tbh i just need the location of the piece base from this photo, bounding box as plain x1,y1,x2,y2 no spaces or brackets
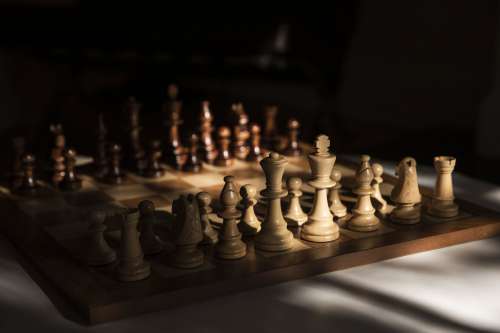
117,262,151,282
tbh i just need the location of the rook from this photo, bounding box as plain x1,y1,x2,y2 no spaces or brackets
428,156,459,218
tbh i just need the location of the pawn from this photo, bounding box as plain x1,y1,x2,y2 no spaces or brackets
283,118,302,156
284,177,307,226
144,140,164,178
348,155,380,232
138,200,164,255
18,153,37,195
215,176,247,259
106,143,125,185
171,194,204,268
238,184,261,236
183,133,202,172
61,148,82,191
86,210,116,266
232,112,250,160
214,126,234,167
371,163,389,214
246,123,263,162
117,209,151,282
196,192,219,245
328,168,347,218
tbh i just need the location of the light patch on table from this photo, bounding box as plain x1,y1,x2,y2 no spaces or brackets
104,184,156,201
181,172,226,188
125,171,177,183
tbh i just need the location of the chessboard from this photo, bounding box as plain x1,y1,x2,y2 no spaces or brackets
1,153,500,325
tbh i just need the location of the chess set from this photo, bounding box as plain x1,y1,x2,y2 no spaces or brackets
2,85,500,325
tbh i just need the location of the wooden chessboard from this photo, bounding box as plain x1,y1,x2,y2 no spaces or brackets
2,154,500,325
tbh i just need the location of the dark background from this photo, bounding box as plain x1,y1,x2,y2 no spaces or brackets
1,1,499,182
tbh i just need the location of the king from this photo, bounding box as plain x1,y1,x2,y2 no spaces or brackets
301,135,339,242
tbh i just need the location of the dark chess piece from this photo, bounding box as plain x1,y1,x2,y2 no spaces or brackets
105,143,125,185
232,112,250,160
284,118,302,157
171,194,204,268
138,200,164,255
215,176,247,259
164,95,186,170
10,136,25,189
124,97,145,172
196,192,218,245
183,133,202,172
51,150,65,187
144,140,164,178
117,209,151,281
162,84,180,127
86,210,116,266
246,123,263,162
199,101,217,164
95,113,108,178
214,126,234,167
61,148,82,191
263,105,279,149
18,153,38,195
50,123,66,153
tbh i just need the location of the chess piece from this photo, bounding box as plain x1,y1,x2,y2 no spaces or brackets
61,148,82,191
214,126,234,167
171,194,204,268
301,135,339,242
163,85,185,170
10,137,25,189
328,168,347,218
199,101,217,164
51,149,65,187
138,200,164,255
196,192,218,245
18,153,38,195
105,143,125,185
283,118,302,157
183,133,202,172
238,184,261,236
390,157,422,224
124,97,145,172
284,177,308,226
255,152,294,251
117,209,151,281
86,210,116,266
348,155,380,232
428,156,459,218
215,176,247,259
263,105,279,149
144,140,164,178
232,111,250,160
95,113,108,178
371,163,389,214
50,123,66,154
246,123,263,162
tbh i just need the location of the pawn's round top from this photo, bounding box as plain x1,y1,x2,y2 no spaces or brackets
361,154,371,162
250,123,261,134
65,148,76,159
238,113,249,125
218,126,231,138
287,177,302,191
240,184,257,199
196,191,211,207
330,168,343,182
189,133,199,144
287,118,300,129
138,200,155,215
270,152,280,160
22,153,35,164
224,175,235,183
372,163,384,177
109,143,122,153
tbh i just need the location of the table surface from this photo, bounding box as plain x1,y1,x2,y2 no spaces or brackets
1,160,500,333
